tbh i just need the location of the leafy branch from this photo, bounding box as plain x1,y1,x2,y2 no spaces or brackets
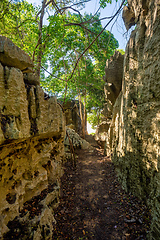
67,0,125,82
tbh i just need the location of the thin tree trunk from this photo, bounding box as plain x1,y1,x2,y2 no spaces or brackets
63,82,68,107
36,0,47,78
75,51,86,138
83,90,86,138
62,57,68,107
83,58,87,136
78,90,85,138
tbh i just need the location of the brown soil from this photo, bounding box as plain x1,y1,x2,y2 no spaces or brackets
53,135,151,240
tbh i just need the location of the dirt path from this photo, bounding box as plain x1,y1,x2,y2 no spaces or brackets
53,136,151,240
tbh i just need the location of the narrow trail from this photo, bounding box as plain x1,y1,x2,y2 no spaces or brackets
53,135,151,240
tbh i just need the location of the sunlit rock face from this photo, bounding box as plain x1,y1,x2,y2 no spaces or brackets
0,35,34,72
0,37,65,239
109,1,160,238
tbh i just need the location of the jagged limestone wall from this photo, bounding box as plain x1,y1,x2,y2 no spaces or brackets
108,1,160,239
0,36,65,239
62,100,87,136
95,51,124,147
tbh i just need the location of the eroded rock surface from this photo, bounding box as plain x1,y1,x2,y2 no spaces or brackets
62,100,87,136
0,36,34,72
95,51,124,147
122,6,135,30
64,127,92,160
105,1,160,239
103,51,124,118
0,37,65,239
94,121,110,148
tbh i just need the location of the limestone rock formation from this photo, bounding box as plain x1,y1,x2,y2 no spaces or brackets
122,6,135,30
94,121,110,148
61,100,87,136
95,51,124,147
65,127,92,150
23,72,40,86
64,128,93,161
0,35,34,72
0,37,65,239
105,1,160,239
103,51,124,118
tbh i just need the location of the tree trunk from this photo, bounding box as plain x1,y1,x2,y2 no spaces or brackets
78,91,85,139
36,0,47,78
74,51,86,138
62,57,68,107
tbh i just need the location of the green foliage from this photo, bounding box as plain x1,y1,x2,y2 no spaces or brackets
87,110,102,129
117,49,125,55
99,0,127,8
41,12,118,127
42,13,118,85
0,0,39,58
0,0,120,128
99,0,118,9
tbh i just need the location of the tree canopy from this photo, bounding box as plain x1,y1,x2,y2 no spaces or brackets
0,0,125,131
